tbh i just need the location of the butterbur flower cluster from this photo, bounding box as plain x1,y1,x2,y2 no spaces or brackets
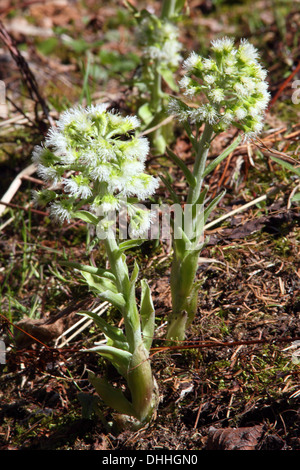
137,15,182,71
169,37,270,139
32,104,159,235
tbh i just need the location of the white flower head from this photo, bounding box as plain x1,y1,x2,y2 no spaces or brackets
122,136,150,162
56,106,86,131
240,76,256,93
168,97,189,122
211,36,234,54
189,104,219,124
98,194,120,213
120,160,145,179
209,88,225,104
32,145,44,164
32,189,56,208
203,74,216,85
128,207,154,239
183,51,200,71
172,37,270,138
37,164,61,184
86,103,108,116
235,107,248,120
50,201,72,223
63,176,92,199
238,39,260,63
32,104,158,224
137,14,182,71
222,109,234,124
123,174,160,200
233,82,248,96
255,94,271,111
124,114,141,130
89,162,111,182
179,76,191,89
202,58,216,71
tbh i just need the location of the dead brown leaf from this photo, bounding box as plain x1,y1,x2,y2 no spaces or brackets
206,425,264,450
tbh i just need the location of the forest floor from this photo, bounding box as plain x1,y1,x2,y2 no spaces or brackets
0,0,299,451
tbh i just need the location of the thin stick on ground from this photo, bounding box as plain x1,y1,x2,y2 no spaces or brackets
0,19,54,127
0,163,37,217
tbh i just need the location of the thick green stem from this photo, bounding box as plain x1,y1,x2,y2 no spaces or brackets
127,340,158,423
104,231,129,293
152,68,162,113
103,229,157,423
167,123,214,341
147,68,169,155
103,229,140,350
167,248,199,341
187,123,214,205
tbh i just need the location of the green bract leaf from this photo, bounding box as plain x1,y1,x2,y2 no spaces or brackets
138,102,154,125
80,271,118,294
85,346,132,378
73,210,99,225
195,186,209,205
140,279,155,351
78,311,129,351
175,0,186,13
180,250,201,291
203,135,242,178
127,261,140,315
159,174,180,204
59,260,116,281
87,371,136,417
159,68,179,92
204,190,226,223
130,260,140,285
96,290,126,311
185,281,201,327
119,239,146,252
80,272,126,311
166,147,197,188
173,226,191,258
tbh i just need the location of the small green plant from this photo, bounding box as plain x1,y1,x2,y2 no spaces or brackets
128,0,184,154
32,104,159,426
165,37,271,341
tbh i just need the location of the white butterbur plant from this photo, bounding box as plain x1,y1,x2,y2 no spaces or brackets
32,104,159,426
128,0,184,155
166,38,270,341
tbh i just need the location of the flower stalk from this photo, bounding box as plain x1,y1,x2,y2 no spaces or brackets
94,227,157,424
166,37,270,341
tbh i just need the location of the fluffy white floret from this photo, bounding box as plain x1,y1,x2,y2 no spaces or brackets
63,178,92,199
238,39,259,63
211,37,234,53
50,201,72,223
183,51,199,71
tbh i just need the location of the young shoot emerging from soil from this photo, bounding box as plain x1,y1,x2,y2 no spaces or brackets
166,37,270,341
32,104,159,427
